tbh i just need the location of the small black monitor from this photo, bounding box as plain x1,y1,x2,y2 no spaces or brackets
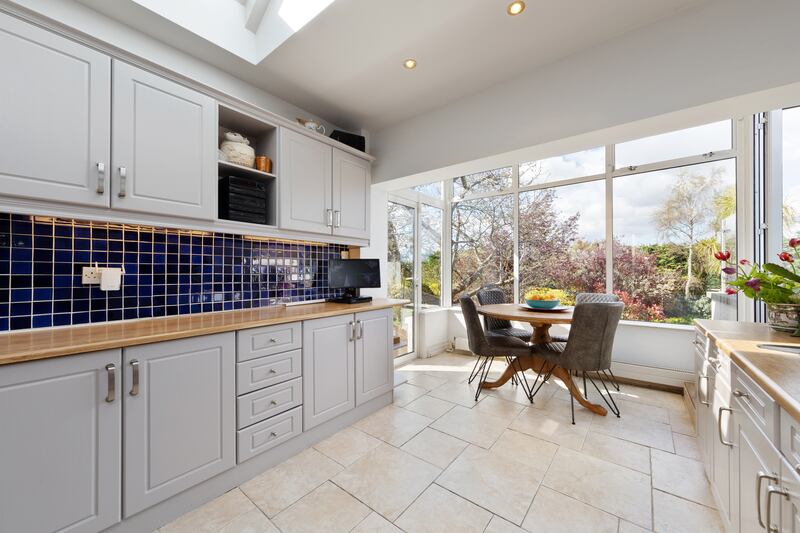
327,259,380,303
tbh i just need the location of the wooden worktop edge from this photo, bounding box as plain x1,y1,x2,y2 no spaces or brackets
0,299,409,366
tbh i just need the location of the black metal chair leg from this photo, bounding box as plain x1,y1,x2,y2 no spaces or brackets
570,393,575,425
605,368,621,391
587,374,621,417
510,357,532,401
505,356,519,386
468,355,485,384
474,356,494,402
583,372,588,400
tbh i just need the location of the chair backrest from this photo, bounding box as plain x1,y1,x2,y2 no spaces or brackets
476,287,513,331
562,301,624,372
575,292,620,305
459,295,490,356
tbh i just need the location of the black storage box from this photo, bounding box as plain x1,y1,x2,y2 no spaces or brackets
218,175,270,225
329,130,366,152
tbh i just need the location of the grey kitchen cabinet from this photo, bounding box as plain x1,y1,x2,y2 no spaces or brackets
780,457,800,533
332,148,371,239
123,333,236,516
303,313,356,430
711,372,735,528
279,128,334,234
0,350,122,533
111,60,217,220
0,12,111,207
695,333,714,478
355,308,393,405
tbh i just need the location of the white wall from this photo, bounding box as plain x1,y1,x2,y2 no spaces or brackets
371,0,800,183
359,187,389,299
3,0,342,134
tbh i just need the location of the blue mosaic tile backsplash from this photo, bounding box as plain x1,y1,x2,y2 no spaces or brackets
0,213,347,331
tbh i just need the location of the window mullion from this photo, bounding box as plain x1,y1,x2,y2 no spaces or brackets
512,164,520,304
605,144,614,295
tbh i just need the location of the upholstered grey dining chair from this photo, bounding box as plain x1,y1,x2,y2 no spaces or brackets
474,286,529,386
574,292,621,391
460,295,534,402
529,301,624,424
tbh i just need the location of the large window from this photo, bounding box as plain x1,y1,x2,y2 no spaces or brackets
518,180,606,303
783,107,800,243
447,119,739,324
420,204,442,306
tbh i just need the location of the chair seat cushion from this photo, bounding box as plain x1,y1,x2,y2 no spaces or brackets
531,342,567,357
484,334,536,357
486,327,532,341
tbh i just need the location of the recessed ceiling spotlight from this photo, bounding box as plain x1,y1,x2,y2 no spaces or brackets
403,58,417,70
507,1,525,15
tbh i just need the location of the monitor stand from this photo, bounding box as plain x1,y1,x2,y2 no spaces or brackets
327,288,373,304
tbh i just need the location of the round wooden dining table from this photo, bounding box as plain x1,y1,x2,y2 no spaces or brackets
476,303,608,416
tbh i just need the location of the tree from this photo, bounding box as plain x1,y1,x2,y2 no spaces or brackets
653,168,723,298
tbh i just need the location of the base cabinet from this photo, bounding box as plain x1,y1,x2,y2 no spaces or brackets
355,308,393,405
712,375,735,529
123,333,236,517
0,350,122,533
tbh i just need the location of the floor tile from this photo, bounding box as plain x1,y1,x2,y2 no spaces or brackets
619,520,652,533
218,508,280,533
160,489,255,533
240,448,343,517
473,395,525,422
431,405,509,448
590,412,675,452
672,432,702,461
313,427,382,467
483,381,546,406
653,489,724,533
402,395,456,420
400,371,448,391
393,383,428,407
614,385,687,412
668,407,695,436
543,447,652,529
484,515,529,533
651,449,715,507
401,427,469,468
351,511,404,533
522,486,619,533
353,405,433,446
490,429,558,472
437,445,545,524
272,481,370,533
581,430,651,474
509,405,590,450
427,381,484,407
395,484,492,533
614,398,670,424
332,443,440,521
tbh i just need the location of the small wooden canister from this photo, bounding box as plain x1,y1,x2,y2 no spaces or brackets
255,156,272,173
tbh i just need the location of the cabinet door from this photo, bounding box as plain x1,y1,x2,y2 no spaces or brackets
355,308,392,405
696,356,714,478
112,60,216,219
0,350,121,533
303,314,355,430
123,333,235,516
332,148,370,239
735,407,781,533
0,13,110,207
711,381,734,527
782,458,800,533
279,128,333,234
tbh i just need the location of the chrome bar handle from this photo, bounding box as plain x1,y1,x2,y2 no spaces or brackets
130,359,140,396
766,485,789,532
757,472,779,528
97,162,106,194
334,210,342,228
348,321,354,341
698,374,709,406
326,209,334,227
356,320,363,339
718,406,734,447
105,363,116,403
118,166,127,197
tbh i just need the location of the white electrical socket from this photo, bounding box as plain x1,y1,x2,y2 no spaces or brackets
82,266,102,284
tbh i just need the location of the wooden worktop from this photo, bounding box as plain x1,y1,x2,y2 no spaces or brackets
696,319,800,421
0,299,408,366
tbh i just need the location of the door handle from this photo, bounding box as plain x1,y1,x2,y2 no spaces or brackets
118,166,127,197
105,363,116,403
757,472,779,528
130,359,140,396
326,209,334,227
356,320,363,339
334,210,341,228
97,162,105,194
766,485,789,532
698,374,709,406
718,406,733,447
734,389,750,400
348,321,355,342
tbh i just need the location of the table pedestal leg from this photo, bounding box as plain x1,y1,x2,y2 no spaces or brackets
481,354,608,417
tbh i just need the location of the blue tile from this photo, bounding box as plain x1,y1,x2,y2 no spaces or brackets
53,313,71,326
32,314,52,328
72,312,89,324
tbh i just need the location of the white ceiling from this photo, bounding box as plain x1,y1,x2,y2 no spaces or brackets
77,0,706,131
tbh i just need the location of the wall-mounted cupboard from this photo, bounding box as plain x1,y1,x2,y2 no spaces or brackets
0,11,373,245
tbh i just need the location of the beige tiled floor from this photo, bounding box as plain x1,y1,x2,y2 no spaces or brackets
159,353,724,533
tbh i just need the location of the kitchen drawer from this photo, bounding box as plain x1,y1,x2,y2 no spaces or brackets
237,406,302,463
237,322,302,362
708,342,730,383
236,349,301,395
693,330,708,359
781,407,800,466
732,362,779,444
237,377,302,429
